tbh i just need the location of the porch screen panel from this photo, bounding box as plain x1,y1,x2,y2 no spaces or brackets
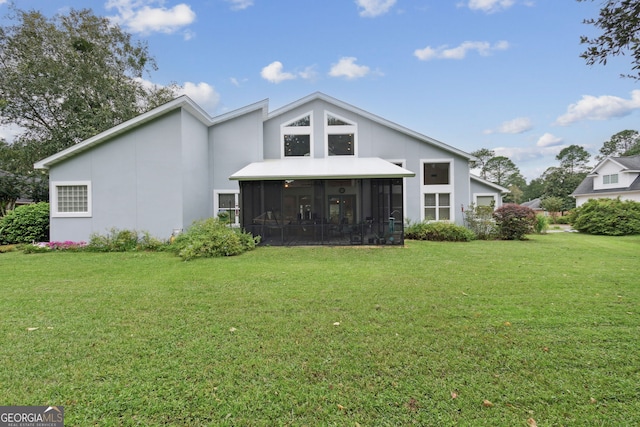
240,181,261,230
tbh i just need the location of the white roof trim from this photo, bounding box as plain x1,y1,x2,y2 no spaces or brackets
34,95,213,169
470,174,510,193
268,92,475,161
210,99,269,124
230,157,416,181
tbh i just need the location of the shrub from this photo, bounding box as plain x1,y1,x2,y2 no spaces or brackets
405,221,476,242
492,203,536,240
171,218,260,260
463,204,497,240
569,198,640,236
87,228,165,252
534,214,549,234
0,202,50,244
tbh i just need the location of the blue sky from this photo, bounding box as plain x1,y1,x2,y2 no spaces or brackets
2,0,640,180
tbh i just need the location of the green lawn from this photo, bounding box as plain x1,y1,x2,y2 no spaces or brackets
1,233,639,426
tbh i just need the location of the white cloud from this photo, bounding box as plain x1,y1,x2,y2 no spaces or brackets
299,65,320,82
329,57,371,79
230,77,249,87
555,90,640,126
493,142,567,163
465,0,515,13
536,132,563,147
492,144,567,180
259,62,318,83
106,0,196,36
414,40,509,61
484,117,532,134
225,0,253,11
0,0,8,5
178,81,220,112
134,77,220,112
261,61,296,84
356,0,397,17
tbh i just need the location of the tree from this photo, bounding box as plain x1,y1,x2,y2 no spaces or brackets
598,129,640,159
522,177,545,202
556,144,591,174
541,167,585,212
579,0,640,79
470,148,495,179
0,169,22,216
484,156,525,188
540,196,564,222
506,184,524,204
0,6,177,174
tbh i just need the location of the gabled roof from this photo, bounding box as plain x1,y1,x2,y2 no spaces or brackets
572,174,640,196
268,92,475,161
470,174,510,193
521,198,542,210
34,96,214,170
590,154,640,175
573,154,640,197
34,92,473,170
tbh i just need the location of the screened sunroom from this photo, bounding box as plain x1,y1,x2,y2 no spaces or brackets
230,157,415,246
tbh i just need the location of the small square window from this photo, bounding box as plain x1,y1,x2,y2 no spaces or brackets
52,181,91,217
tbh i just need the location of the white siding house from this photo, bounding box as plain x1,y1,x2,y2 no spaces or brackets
572,155,640,207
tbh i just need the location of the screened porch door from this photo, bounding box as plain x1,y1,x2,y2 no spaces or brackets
328,195,356,226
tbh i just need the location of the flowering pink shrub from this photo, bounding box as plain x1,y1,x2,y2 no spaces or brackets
48,241,87,250
30,241,87,251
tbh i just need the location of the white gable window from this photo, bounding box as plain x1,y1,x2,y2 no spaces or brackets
52,181,92,217
326,112,357,156
282,112,313,157
603,174,619,185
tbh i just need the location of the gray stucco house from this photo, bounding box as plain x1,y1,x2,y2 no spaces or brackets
34,92,506,245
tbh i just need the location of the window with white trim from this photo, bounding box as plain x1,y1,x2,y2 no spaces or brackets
424,193,450,221
475,194,496,208
603,174,618,185
52,181,92,217
282,112,312,157
421,159,454,221
423,162,450,185
214,190,240,227
325,112,357,156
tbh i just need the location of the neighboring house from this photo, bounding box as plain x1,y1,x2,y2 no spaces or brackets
572,155,640,207
34,92,506,245
521,198,545,214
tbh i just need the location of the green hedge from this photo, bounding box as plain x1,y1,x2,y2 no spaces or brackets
405,221,476,242
569,198,640,235
0,202,50,244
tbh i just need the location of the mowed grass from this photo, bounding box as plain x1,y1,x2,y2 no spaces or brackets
1,233,639,426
